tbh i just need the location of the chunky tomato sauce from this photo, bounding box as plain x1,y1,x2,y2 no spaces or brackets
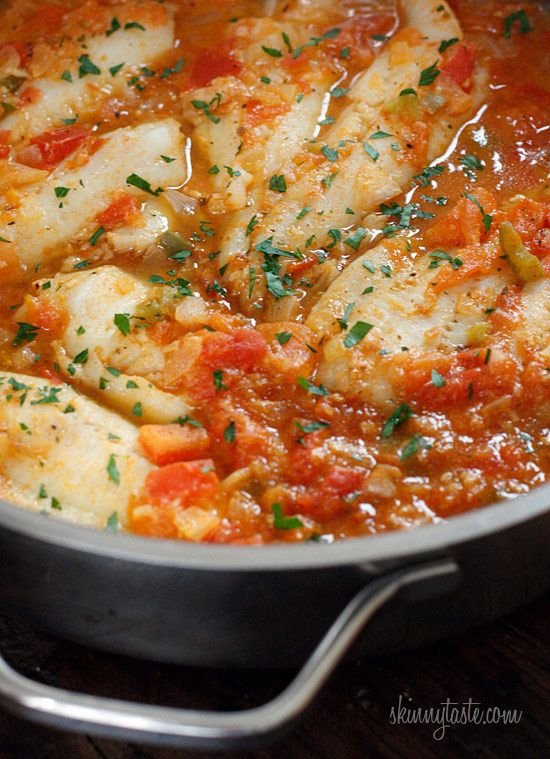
0,0,548,543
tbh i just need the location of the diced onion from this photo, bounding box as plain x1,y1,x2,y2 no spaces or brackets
163,188,198,215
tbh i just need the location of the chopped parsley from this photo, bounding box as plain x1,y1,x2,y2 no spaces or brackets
261,45,282,57
298,377,330,396
343,321,373,348
246,214,259,236
400,434,432,460
269,174,287,192
114,313,131,336
363,142,380,162
413,164,445,187
126,173,163,196
124,21,146,31
275,331,292,345
88,226,105,246
381,403,412,438
431,369,446,387
191,93,222,124
503,9,533,37
106,454,120,485
439,38,459,53
464,191,493,231
344,228,366,250
78,54,101,78
148,273,193,297
213,369,227,391
13,322,39,347
106,17,121,36
73,348,89,365
321,145,338,162
106,511,119,531
293,27,340,59
224,420,236,443
272,502,303,530
428,249,463,270
419,61,440,86
160,58,185,79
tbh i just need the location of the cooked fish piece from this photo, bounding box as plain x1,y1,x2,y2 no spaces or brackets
306,236,549,405
0,372,153,527
216,0,483,311
0,119,186,270
1,2,175,143
18,266,192,423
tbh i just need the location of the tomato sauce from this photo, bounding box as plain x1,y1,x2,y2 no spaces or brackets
0,0,548,543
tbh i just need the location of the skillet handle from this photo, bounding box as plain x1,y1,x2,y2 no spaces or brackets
0,558,458,750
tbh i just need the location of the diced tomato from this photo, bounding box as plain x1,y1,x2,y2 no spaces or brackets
18,86,42,107
323,466,364,497
37,365,64,383
0,131,10,160
245,99,289,127
24,5,68,37
0,41,30,68
0,243,24,284
442,44,476,91
425,188,497,249
400,350,520,410
294,465,364,521
18,126,89,170
25,302,67,335
488,285,522,335
201,327,268,372
325,15,395,65
189,48,243,88
209,404,274,469
149,319,185,346
97,194,139,230
145,460,219,506
256,322,316,380
138,423,210,466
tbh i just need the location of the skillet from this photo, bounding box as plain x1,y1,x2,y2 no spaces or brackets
0,483,548,749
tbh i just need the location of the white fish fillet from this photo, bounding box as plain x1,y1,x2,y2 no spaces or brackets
24,266,192,423
1,119,186,269
0,372,152,527
307,238,547,405
2,4,175,142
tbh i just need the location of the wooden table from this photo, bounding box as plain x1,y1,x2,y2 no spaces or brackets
0,594,548,758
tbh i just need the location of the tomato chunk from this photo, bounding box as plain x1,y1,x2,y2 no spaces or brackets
145,460,219,506
138,423,210,466
202,327,268,372
442,44,475,90
189,49,242,88
20,126,90,169
97,194,139,230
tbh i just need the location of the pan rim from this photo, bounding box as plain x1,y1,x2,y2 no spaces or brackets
1,482,549,571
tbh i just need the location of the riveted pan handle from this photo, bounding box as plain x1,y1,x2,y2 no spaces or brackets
0,558,458,750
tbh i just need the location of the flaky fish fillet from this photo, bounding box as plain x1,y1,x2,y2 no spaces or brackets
0,119,186,270
306,237,548,405
0,373,152,527
18,266,192,423
1,2,175,143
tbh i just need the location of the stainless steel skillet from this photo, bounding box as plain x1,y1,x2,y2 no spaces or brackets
0,484,548,750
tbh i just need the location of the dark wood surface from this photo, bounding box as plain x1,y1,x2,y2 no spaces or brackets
0,594,548,759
